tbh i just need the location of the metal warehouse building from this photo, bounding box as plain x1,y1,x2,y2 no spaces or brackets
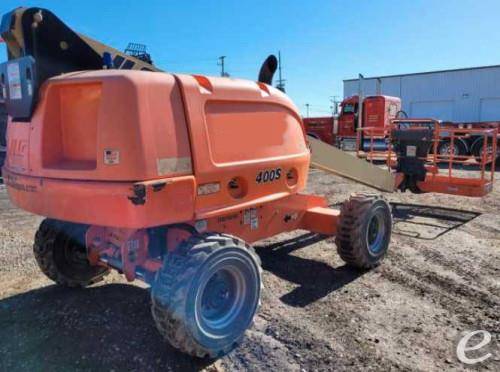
343,65,500,123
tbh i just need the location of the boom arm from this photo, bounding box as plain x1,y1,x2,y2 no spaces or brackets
308,136,396,192
0,7,161,119
1,7,160,72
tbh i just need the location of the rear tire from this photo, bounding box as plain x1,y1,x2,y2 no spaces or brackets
437,139,467,158
335,194,392,269
471,138,500,163
151,233,262,358
33,219,109,287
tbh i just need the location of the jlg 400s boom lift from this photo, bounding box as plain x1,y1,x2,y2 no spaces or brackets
0,8,494,357
1,8,393,357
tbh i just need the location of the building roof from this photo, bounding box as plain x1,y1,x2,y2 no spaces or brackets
343,64,500,82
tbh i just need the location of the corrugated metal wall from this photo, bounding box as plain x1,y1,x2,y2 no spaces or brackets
343,66,500,123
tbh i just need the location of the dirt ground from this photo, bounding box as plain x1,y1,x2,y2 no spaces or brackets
0,168,499,372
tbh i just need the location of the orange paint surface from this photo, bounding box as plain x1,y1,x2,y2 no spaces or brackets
3,70,311,229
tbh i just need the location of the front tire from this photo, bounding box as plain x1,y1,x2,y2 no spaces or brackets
33,219,109,287
151,233,262,358
335,194,392,269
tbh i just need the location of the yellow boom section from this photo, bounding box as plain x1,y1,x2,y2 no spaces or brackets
308,136,396,192
2,7,161,72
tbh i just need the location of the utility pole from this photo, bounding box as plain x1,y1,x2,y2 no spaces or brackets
305,103,310,118
330,95,340,116
276,51,286,92
218,56,226,77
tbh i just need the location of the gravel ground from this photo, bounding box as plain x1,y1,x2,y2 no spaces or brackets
0,167,499,372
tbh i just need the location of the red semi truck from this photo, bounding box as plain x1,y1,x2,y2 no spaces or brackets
304,95,401,151
304,94,500,158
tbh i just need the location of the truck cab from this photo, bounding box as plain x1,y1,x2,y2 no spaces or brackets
338,95,401,137
303,95,401,150
337,96,359,137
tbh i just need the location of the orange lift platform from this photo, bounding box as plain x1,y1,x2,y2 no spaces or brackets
352,119,497,197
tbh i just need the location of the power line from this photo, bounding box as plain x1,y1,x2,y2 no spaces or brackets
300,103,333,116
303,104,332,110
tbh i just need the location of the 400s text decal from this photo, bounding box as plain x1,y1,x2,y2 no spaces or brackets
256,168,282,184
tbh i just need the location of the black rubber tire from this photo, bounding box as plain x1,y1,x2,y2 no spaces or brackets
33,219,109,287
335,193,392,269
151,233,262,358
436,139,467,157
471,138,500,163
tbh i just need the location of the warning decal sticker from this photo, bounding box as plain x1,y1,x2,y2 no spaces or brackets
7,62,22,100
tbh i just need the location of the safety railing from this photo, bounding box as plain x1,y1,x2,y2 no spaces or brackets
356,119,497,195
392,119,497,182
355,126,392,164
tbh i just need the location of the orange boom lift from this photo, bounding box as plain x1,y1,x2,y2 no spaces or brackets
0,7,494,358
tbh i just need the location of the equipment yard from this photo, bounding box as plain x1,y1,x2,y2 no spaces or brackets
1,167,498,372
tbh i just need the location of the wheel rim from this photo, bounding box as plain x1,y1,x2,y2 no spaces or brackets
54,226,93,277
366,210,386,255
481,144,499,157
200,268,245,330
439,142,459,156
63,238,89,269
194,253,258,340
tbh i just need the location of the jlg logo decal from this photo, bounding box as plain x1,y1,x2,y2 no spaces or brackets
8,139,28,157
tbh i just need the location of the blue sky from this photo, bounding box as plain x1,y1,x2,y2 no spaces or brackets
2,0,500,116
